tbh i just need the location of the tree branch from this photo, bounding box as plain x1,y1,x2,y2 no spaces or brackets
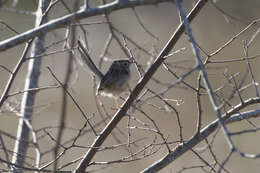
0,0,171,51
74,0,208,172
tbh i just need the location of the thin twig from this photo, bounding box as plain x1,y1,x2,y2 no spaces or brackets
47,67,97,136
74,0,208,172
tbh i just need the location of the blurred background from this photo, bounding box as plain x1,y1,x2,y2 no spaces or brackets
0,0,260,172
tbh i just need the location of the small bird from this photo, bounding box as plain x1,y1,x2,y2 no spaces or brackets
77,40,131,99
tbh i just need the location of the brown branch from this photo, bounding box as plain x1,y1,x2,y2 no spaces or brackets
0,0,172,51
74,0,209,172
141,97,260,173
0,40,33,109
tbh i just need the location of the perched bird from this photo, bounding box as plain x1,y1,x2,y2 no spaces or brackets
77,40,131,100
